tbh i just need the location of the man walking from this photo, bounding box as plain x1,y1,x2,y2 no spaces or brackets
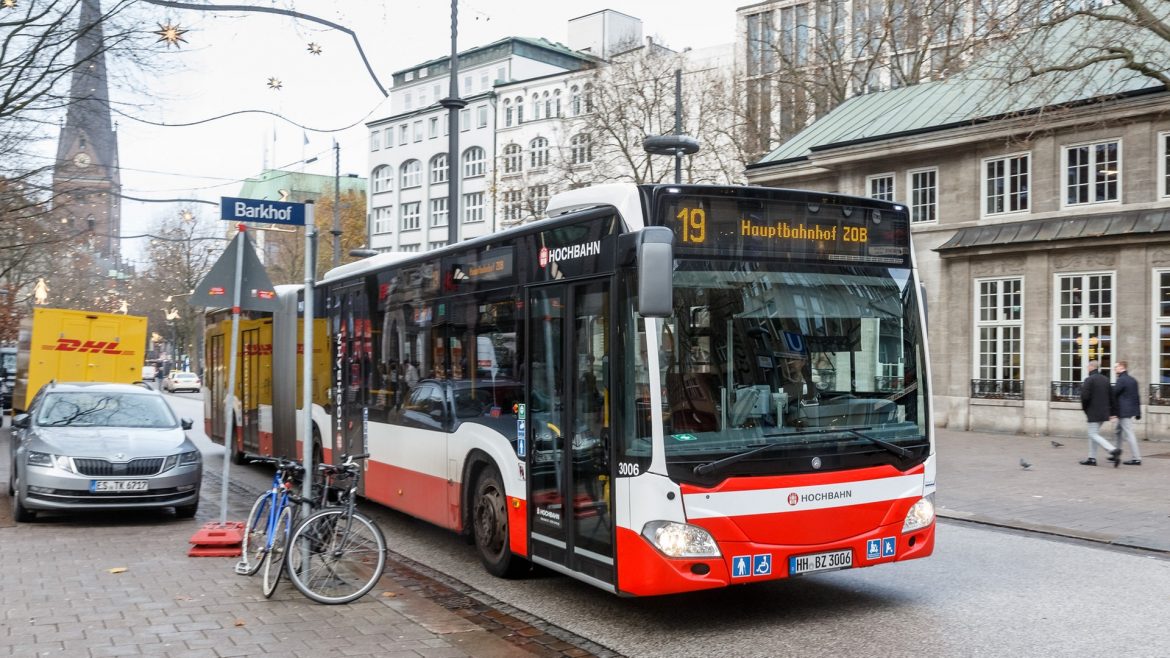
1112,361,1142,465
1081,360,1122,467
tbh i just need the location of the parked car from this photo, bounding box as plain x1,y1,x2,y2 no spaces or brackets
141,365,158,381
6,382,202,521
161,371,201,393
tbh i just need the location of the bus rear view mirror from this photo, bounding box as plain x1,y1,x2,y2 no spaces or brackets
637,227,674,318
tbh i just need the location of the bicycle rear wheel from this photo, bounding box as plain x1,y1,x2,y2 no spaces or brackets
261,506,293,598
286,509,387,604
238,492,272,576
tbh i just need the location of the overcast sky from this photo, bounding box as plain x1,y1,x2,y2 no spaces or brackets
98,1,740,266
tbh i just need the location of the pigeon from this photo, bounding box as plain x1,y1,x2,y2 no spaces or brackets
1050,440,1064,448
1019,458,1032,470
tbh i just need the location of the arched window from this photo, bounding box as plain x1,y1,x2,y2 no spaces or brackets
463,146,486,178
531,94,541,120
553,89,562,117
570,133,593,165
502,144,523,174
503,99,513,127
583,83,594,113
516,96,524,123
400,160,421,188
372,165,393,193
570,86,581,116
543,91,552,119
429,154,448,184
529,137,549,168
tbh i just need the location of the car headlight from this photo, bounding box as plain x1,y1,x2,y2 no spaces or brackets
27,451,73,473
902,494,935,533
641,520,721,558
179,451,201,466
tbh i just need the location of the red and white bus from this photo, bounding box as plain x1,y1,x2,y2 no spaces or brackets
269,183,935,596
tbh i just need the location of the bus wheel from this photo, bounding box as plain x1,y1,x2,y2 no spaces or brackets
231,424,246,465
472,466,528,578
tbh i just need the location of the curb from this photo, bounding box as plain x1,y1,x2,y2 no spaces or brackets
938,509,1170,555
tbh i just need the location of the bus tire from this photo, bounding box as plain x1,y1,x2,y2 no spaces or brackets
472,465,527,578
230,422,246,465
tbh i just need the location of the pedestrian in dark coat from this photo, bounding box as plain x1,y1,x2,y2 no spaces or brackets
1080,360,1121,466
1111,361,1142,465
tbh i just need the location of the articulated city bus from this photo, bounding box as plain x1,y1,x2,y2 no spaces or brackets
310,183,935,596
203,286,329,464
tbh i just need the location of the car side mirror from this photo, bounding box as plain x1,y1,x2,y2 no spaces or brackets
181,418,193,430
12,413,29,429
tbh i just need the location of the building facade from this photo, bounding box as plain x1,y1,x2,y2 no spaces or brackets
366,36,597,253
746,44,1170,438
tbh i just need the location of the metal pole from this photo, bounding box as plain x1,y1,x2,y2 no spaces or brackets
219,224,246,525
332,142,341,268
441,0,466,247
301,203,316,515
674,68,682,185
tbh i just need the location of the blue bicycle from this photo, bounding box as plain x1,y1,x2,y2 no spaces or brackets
235,455,305,597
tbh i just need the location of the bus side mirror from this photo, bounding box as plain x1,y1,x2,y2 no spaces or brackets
637,227,674,318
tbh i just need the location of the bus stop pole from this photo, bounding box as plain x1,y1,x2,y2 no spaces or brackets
301,204,316,515
219,224,246,525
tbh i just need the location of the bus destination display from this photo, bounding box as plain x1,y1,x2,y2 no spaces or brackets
661,193,908,264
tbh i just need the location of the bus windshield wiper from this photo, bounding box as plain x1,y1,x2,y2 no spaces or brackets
839,428,911,459
693,442,789,477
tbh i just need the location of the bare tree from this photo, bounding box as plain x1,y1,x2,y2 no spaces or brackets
742,0,1036,159
577,43,752,186
263,189,370,284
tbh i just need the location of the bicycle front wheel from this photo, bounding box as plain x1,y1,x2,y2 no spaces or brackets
239,492,272,577
286,509,387,604
261,506,294,598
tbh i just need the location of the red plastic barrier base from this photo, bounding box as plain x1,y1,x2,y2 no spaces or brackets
188,521,244,557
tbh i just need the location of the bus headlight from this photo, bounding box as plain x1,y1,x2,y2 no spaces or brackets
902,494,935,533
641,521,721,558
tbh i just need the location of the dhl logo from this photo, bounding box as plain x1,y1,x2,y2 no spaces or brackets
41,339,135,355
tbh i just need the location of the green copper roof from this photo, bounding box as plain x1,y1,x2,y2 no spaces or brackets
755,10,1169,166
238,169,366,202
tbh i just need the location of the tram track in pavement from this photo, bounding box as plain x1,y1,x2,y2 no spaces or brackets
203,468,619,658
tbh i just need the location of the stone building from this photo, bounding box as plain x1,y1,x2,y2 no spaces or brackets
745,32,1170,438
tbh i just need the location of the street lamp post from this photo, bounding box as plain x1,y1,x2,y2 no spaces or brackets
441,0,466,247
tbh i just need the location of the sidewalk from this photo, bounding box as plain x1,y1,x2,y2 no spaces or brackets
935,427,1170,553
0,429,600,658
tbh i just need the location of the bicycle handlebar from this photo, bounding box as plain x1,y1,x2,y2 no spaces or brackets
244,454,305,474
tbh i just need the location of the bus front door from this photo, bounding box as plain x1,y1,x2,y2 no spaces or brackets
329,284,371,475
527,280,613,586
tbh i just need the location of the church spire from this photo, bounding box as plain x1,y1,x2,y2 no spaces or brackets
52,0,121,262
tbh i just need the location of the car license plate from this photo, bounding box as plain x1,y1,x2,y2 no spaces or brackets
789,548,852,575
91,480,148,492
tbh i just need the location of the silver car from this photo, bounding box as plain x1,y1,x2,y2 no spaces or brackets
7,382,202,522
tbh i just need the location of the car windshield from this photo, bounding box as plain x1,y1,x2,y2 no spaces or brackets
173,373,197,380
36,392,178,428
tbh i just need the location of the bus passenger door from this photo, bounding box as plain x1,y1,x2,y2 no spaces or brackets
527,280,613,586
329,284,370,472
240,326,260,455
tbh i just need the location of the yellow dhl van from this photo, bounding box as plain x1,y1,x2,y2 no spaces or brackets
13,308,148,413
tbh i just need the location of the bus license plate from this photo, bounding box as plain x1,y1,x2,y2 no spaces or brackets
789,549,852,575
91,480,148,492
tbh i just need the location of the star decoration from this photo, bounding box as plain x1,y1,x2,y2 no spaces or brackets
267,77,283,90
153,22,188,48
2,0,17,9
307,42,322,55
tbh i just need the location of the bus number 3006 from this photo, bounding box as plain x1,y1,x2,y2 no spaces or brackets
617,462,640,476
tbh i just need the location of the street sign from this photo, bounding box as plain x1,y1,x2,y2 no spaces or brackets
220,196,306,226
189,230,280,312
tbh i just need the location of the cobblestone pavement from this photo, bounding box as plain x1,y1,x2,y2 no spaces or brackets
4,425,1166,657
0,430,607,658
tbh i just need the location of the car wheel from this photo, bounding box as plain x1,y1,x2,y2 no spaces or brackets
174,500,198,519
12,475,35,522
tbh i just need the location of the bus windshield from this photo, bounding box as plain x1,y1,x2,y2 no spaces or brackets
634,260,928,482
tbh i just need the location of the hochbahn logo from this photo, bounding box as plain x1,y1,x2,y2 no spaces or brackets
42,339,134,355
788,489,853,506
538,240,601,268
